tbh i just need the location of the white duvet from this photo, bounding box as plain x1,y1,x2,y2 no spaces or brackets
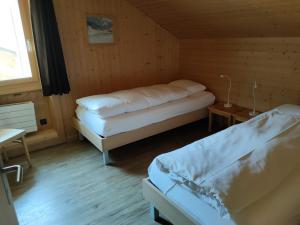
76,84,188,118
152,104,300,219
76,80,206,118
76,91,215,137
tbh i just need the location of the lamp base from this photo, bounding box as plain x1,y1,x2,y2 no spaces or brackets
249,111,258,117
224,103,232,108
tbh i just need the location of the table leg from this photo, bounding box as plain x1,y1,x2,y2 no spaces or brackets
2,152,9,162
228,117,232,127
208,112,213,132
21,136,32,167
232,117,236,125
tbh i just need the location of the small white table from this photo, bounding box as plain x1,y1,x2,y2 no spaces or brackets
0,129,32,167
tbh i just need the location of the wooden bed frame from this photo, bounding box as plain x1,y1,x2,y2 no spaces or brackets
143,178,201,225
73,108,208,165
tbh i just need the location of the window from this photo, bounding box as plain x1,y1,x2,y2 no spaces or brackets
0,0,40,94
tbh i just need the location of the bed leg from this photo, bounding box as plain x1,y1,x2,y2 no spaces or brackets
102,151,110,165
150,205,173,225
150,205,160,221
78,132,84,141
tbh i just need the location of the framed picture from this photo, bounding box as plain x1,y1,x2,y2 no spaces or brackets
87,15,114,44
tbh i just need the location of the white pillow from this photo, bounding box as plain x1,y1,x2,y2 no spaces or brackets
169,80,206,94
76,94,127,118
76,90,151,118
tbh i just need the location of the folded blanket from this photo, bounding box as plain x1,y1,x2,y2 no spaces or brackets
153,107,300,218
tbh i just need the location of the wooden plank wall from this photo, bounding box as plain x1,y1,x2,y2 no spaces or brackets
126,0,300,39
180,38,300,111
53,0,180,139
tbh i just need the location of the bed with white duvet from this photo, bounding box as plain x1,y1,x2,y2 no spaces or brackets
74,80,215,165
76,91,214,137
147,104,300,225
75,80,215,137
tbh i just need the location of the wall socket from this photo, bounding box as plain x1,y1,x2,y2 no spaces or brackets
40,118,48,125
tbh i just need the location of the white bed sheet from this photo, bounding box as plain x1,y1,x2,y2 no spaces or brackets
76,91,215,137
148,161,235,225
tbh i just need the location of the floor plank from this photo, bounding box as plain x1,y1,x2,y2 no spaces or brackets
9,120,209,225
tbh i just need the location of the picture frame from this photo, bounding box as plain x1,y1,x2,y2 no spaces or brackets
86,15,114,44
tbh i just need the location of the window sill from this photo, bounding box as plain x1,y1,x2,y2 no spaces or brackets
0,80,41,96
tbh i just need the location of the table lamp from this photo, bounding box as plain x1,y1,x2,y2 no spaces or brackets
220,74,232,108
249,80,258,116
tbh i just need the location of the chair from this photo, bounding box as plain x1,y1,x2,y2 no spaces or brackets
0,129,32,167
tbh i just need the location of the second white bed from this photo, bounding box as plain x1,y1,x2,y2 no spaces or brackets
76,91,215,137
148,104,300,225
149,154,300,225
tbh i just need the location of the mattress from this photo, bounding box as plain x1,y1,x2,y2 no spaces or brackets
148,161,235,225
76,91,215,137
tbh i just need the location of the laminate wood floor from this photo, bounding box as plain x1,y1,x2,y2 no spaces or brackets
9,120,209,225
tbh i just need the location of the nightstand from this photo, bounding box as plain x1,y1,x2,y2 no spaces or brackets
232,109,261,124
208,103,244,132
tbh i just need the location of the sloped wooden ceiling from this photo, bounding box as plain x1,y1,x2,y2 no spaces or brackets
127,0,300,38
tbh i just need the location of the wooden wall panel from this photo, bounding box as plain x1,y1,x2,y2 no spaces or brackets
180,38,300,111
52,0,179,139
53,0,179,99
127,0,300,38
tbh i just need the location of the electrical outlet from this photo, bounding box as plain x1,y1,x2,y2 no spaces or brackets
40,118,47,125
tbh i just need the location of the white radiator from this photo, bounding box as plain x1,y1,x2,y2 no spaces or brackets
0,101,38,133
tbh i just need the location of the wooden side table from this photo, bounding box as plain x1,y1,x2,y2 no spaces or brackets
208,103,244,132
232,109,261,124
0,129,32,167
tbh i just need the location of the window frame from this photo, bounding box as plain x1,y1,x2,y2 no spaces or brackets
0,0,41,95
